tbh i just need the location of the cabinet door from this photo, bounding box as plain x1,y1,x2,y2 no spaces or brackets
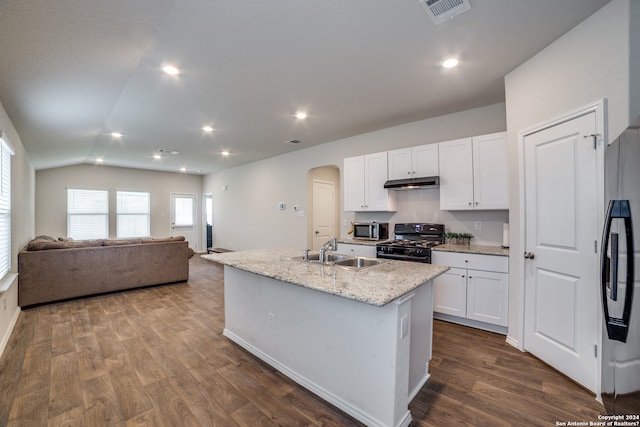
338,243,377,258
466,270,509,326
387,148,413,180
433,267,467,317
344,156,365,211
472,132,508,210
412,144,439,178
364,152,394,211
438,138,474,210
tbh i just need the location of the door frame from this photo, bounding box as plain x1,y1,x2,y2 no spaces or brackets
517,99,606,395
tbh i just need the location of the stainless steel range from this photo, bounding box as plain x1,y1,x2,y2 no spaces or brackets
376,223,445,263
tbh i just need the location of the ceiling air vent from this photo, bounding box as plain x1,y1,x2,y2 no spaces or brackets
157,149,180,155
287,139,302,144
419,0,471,25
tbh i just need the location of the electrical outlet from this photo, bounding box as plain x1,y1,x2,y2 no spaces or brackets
475,221,482,230
400,315,409,338
268,312,275,329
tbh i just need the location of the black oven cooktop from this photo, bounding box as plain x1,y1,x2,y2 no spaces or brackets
376,223,445,263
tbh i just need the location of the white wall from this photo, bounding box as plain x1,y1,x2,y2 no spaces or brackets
504,0,637,347
203,102,507,251
0,100,36,356
35,165,204,249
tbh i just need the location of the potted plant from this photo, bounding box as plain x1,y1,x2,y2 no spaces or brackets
444,232,473,245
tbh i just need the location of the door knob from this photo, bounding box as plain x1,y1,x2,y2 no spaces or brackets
524,251,535,259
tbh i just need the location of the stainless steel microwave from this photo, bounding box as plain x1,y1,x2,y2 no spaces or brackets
353,222,389,240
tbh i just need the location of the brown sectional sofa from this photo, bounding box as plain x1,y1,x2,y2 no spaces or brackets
18,236,194,307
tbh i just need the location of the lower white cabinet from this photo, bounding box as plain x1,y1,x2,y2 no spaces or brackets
431,251,509,328
337,243,377,258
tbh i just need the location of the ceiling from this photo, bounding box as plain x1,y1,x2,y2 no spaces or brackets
0,0,611,175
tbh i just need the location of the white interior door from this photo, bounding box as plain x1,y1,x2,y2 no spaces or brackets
312,180,335,251
523,112,600,392
171,193,197,251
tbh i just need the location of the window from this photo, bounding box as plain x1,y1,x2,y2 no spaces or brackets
67,188,109,240
117,191,150,238
0,133,14,279
174,196,194,226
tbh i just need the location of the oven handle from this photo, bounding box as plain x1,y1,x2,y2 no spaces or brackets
377,252,429,262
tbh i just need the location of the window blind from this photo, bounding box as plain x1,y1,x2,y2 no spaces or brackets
67,189,109,240
117,191,150,238
0,135,13,279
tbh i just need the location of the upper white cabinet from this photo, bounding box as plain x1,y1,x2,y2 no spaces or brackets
387,144,439,180
344,152,395,211
438,132,508,210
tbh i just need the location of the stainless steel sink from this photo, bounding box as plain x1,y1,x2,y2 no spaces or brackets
291,253,385,269
333,257,385,269
291,253,350,263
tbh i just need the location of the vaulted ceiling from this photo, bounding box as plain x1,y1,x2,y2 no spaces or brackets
0,0,611,174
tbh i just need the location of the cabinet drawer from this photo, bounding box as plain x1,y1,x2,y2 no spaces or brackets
432,251,508,273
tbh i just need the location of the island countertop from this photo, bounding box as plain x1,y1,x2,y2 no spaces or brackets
202,248,448,307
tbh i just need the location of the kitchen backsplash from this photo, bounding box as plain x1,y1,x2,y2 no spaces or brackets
343,188,509,246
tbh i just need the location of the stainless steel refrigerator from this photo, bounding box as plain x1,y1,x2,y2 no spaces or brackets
601,126,640,414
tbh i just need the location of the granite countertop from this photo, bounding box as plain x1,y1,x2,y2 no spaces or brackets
202,248,448,307
432,244,510,257
337,238,390,246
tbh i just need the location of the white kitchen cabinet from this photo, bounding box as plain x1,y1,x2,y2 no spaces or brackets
387,144,438,180
432,251,509,328
344,152,395,211
338,243,377,258
438,132,508,210
432,267,467,317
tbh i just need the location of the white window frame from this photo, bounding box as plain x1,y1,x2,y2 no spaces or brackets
116,190,151,238
0,132,14,280
67,188,109,240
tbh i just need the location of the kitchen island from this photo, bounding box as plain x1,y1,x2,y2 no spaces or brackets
202,248,448,427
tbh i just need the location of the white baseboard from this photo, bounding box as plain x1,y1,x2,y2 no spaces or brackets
0,306,20,358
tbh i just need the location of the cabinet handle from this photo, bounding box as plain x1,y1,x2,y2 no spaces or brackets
475,202,479,206
468,202,472,206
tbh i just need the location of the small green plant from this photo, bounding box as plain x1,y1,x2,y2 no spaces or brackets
444,231,473,245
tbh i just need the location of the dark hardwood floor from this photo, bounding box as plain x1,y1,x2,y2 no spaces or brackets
0,256,605,426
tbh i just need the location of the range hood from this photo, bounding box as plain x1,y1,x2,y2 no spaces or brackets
384,176,439,190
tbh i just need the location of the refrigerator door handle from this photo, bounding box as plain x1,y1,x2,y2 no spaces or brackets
600,200,634,343
611,232,619,301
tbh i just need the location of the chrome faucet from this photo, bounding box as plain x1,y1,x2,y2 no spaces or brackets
319,237,338,263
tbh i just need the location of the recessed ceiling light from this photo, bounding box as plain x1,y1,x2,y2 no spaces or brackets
96,158,104,163
111,132,122,138
221,151,230,157
202,125,215,132
442,58,459,69
180,167,186,172
153,154,162,160
295,111,307,120
162,65,180,75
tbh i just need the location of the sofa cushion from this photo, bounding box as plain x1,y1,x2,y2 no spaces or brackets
26,239,102,251
141,236,186,243
100,239,144,246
